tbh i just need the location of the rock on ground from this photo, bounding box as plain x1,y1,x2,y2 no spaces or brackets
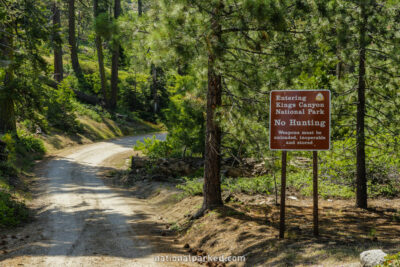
360,249,387,267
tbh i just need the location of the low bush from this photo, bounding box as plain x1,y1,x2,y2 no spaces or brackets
46,81,81,133
223,176,275,195
0,191,29,228
176,177,203,196
17,131,46,155
134,136,175,159
379,252,400,267
0,161,19,182
1,131,45,175
175,172,355,199
73,101,113,123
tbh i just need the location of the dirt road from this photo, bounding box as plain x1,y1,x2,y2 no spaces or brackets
1,134,193,267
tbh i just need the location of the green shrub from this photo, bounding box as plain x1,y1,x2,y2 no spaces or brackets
17,131,46,155
46,81,81,133
0,191,29,228
73,101,112,123
175,172,355,199
287,170,355,199
223,175,275,195
0,162,18,180
162,73,205,157
85,72,103,94
1,133,16,163
134,136,174,159
378,252,400,267
176,177,203,196
1,131,45,171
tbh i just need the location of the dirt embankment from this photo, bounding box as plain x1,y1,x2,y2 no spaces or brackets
38,115,159,154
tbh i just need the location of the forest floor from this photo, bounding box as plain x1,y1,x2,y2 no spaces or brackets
100,156,400,267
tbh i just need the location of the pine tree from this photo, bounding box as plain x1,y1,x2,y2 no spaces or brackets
0,22,16,134
68,0,88,89
154,0,309,217
0,0,50,134
314,0,400,209
52,1,63,83
94,0,108,104
110,0,122,110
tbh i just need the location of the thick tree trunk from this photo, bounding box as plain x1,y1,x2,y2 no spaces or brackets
0,26,16,134
0,140,7,162
52,1,63,83
77,10,81,50
197,3,224,216
201,54,223,211
68,0,85,83
356,2,367,209
0,97,16,134
110,0,121,110
94,0,108,104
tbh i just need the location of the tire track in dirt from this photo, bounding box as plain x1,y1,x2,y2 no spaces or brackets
0,133,195,267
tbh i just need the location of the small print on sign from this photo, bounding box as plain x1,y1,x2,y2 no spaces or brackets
269,90,331,151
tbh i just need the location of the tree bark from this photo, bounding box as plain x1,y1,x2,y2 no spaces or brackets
68,0,85,84
138,0,143,16
0,96,16,134
52,1,63,83
110,0,121,110
356,1,368,209
94,0,108,104
0,25,17,134
151,64,159,113
197,3,224,216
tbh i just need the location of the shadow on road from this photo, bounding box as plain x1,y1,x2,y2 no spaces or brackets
0,135,184,264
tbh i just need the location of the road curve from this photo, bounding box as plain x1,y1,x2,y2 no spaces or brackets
0,133,194,267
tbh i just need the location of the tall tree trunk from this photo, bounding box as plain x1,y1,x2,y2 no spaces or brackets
0,25,17,134
196,3,224,217
151,64,159,113
0,97,16,134
52,1,63,83
77,10,81,50
356,2,367,209
110,0,121,110
336,47,343,80
68,0,85,84
94,0,108,105
138,0,143,16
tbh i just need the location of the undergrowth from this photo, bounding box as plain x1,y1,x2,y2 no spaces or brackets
0,191,29,228
0,132,45,228
176,172,355,199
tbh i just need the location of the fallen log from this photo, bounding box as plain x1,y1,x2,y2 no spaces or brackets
40,75,102,105
72,90,102,106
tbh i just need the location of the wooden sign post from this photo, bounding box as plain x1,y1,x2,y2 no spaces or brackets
313,151,319,236
279,150,287,239
270,90,330,238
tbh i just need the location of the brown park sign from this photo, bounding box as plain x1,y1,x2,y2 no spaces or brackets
270,90,330,151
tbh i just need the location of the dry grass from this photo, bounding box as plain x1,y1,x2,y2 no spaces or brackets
40,115,159,154
146,191,400,267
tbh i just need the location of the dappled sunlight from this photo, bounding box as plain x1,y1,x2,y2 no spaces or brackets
0,134,188,267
